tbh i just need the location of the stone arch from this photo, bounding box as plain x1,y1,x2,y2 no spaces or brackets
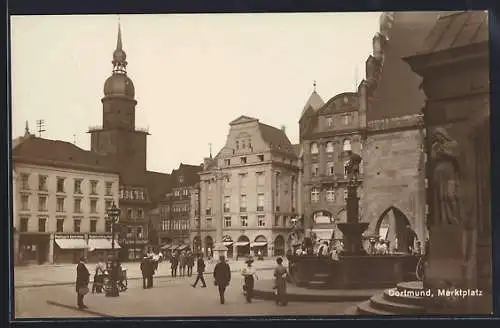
274,235,285,256
235,235,250,257
375,206,412,252
252,235,268,257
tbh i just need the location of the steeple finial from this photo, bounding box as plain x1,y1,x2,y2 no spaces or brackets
313,80,317,92
112,16,127,74
209,143,212,159
24,120,30,136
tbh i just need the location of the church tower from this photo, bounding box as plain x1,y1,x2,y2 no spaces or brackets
89,21,149,184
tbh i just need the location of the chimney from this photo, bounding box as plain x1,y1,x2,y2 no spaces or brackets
281,125,286,133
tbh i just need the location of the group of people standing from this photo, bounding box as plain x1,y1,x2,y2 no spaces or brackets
170,250,195,277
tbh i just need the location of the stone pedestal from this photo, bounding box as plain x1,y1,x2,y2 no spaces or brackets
337,222,369,255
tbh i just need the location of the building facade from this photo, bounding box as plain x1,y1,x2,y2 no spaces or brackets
12,132,119,264
157,164,202,249
299,90,365,245
197,116,300,258
87,23,171,260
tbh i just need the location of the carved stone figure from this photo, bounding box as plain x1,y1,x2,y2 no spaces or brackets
428,127,463,228
345,152,362,179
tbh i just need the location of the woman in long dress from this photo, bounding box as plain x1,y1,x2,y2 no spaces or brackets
241,258,258,303
274,257,288,306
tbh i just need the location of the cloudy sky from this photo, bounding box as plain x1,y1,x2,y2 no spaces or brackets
11,13,381,173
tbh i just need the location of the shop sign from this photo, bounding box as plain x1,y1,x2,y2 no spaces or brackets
54,234,85,239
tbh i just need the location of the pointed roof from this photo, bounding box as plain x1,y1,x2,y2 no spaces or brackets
300,90,325,119
229,115,259,126
258,122,296,156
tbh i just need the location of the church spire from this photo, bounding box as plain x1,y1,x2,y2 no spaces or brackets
112,17,127,74
24,120,30,136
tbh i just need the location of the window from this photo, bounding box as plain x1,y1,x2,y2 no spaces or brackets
291,177,296,212
223,196,230,213
236,140,239,149
258,215,266,227
74,179,82,194
90,220,97,233
224,176,231,183
256,172,265,185
274,215,280,226
327,162,335,176
137,208,144,219
20,217,29,232
74,199,82,213
38,218,46,232
90,180,98,194
206,217,213,229
137,227,143,239
327,117,334,128
105,221,112,233
257,193,264,211
311,187,320,203
224,216,231,228
127,208,133,219
241,139,246,149
174,190,180,197
312,164,319,177
105,200,112,211
248,138,252,149
343,139,352,151
21,194,29,210
21,174,29,189
344,189,348,200
344,160,350,178
240,216,248,227
38,175,48,191
162,219,169,231
56,219,64,232
90,199,98,213
240,157,247,164
240,194,247,212
206,198,212,215
57,177,65,193
326,187,336,202
258,154,264,162
326,141,334,153
38,196,47,211
282,215,288,227
56,197,65,212
310,142,319,154
224,159,231,166
342,114,351,125
105,182,113,196
74,219,81,233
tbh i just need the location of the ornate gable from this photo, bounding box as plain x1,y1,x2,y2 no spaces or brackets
229,115,259,126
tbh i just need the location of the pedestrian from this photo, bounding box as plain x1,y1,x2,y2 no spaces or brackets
179,251,186,277
274,257,288,306
147,256,154,288
241,257,257,303
171,252,179,277
140,255,150,289
75,256,90,309
191,253,207,288
187,252,194,277
92,257,106,294
213,255,231,304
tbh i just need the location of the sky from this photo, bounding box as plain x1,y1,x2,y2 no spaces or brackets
11,13,381,174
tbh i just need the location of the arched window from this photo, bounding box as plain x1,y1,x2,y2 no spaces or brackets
326,141,334,153
310,142,319,154
343,139,352,151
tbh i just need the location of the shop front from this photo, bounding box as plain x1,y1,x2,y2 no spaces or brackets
53,234,88,264
19,233,51,265
222,235,233,258
234,235,250,258
123,239,149,261
251,235,268,258
87,235,121,262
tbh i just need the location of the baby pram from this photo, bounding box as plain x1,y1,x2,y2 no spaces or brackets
103,266,128,292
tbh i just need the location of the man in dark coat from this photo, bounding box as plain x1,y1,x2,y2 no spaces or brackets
213,255,231,304
191,253,207,288
76,256,90,309
140,256,151,289
171,252,179,277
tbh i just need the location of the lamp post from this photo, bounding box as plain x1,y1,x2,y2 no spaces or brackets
213,168,228,259
106,202,121,297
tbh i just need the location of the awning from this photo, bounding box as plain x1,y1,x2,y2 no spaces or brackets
312,229,333,241
177,245,188,251
169,245,179,250
223,241,233,246
55,238,88,250
250,242,267,247
88,238,121,251
234,241,250,247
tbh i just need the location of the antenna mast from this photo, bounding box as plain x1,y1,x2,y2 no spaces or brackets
36,119,46,137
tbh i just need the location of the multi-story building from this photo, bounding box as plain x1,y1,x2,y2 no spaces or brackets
198,115,300,258
87,23,171,260
298,88,365,245
157,163,202,249
12,129,119,264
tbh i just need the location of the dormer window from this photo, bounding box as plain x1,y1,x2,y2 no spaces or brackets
327,117,334,128
342,114,351,125
310,142,319,154
224,159,231,166
241,157,247,164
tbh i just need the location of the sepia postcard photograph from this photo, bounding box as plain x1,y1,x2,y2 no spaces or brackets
10,11,492,319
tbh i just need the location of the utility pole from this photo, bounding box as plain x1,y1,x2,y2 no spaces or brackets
36,119,46,137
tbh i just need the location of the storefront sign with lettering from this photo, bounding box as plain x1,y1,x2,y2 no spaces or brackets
54,234,85,239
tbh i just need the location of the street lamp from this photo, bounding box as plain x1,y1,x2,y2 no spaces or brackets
105,202,121,297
